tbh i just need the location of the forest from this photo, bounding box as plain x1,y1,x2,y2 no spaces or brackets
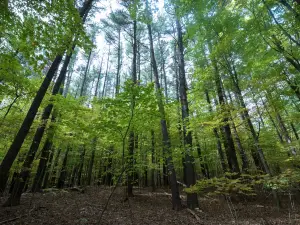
0,0,300,224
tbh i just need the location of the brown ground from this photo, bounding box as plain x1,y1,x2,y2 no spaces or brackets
0,187,299,225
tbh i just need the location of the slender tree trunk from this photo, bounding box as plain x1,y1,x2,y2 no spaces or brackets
127,18,138,197
226,60,269,173
176,18,198,209
205,90,227,172
212,60,240,174
195,135,209,178
147,7,181,209
261,97,284,143
94,56,104,98
31,133,54,192
80,50,92,97
250,89,265,127
227,92,249,172
87,144,96,186
158,31,168,101
57,147,70,188
151,130,156,191
116,29,122,95
102,46,111,98
42,149,54,189
77,147,86,186
128,131,134,196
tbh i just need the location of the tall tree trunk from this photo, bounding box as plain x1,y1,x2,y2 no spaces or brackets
226,59,269,173
31,131,54,192
50,148,61,187
147,6,181,209
57,147,70,188
151,130,156,192
205,90,227,172
77,147,86,186
95,56,104,98
176,18,198,209
194,135,209,178
261,96,284,143
80,50,92,97
102,46,111,98
250,89,265,127
127,17,138,197
158,31,168,101
42,149,54,189
87,143,96,186
212,60,240,174
227,92,249,172
116,29,122,95
0,0,94,195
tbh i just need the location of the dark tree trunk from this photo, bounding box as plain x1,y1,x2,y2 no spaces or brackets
127,16,138,197
158,31,168,101
50,148,61,187
57,147,70,188
102,46,111,98
226,60,269,173
212,60,240,174
151,130,156,192
176,18,198,209
261,97,285,143
42,149,54,189
146,5,181,209
70,166,78,187
95,56,104,98
80,50,92,97
195,136,209,178
87,142,96,186
227,92,249,172
205,90,227,172
250,89,265,127
116,29,122,95
8,172,18,194
77,147,86,186
127,131,135,197
291,122,299,140
31,134,54,192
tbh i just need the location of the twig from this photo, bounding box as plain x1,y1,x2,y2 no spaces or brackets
97,165,129,224
186,208,201,224
0,215,24,225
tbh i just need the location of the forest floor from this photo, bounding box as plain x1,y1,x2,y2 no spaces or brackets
0,186,299,225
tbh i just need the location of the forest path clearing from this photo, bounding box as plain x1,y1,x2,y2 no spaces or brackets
0,187,298,225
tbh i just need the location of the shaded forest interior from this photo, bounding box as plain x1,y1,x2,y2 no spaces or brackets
0,0,300,224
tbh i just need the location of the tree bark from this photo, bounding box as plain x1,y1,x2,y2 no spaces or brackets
57,147,71,188
102,46,111,98
176,18,198,209
204,90,227,172
212,60,240,174
80,50,92,97
146,5,181,209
